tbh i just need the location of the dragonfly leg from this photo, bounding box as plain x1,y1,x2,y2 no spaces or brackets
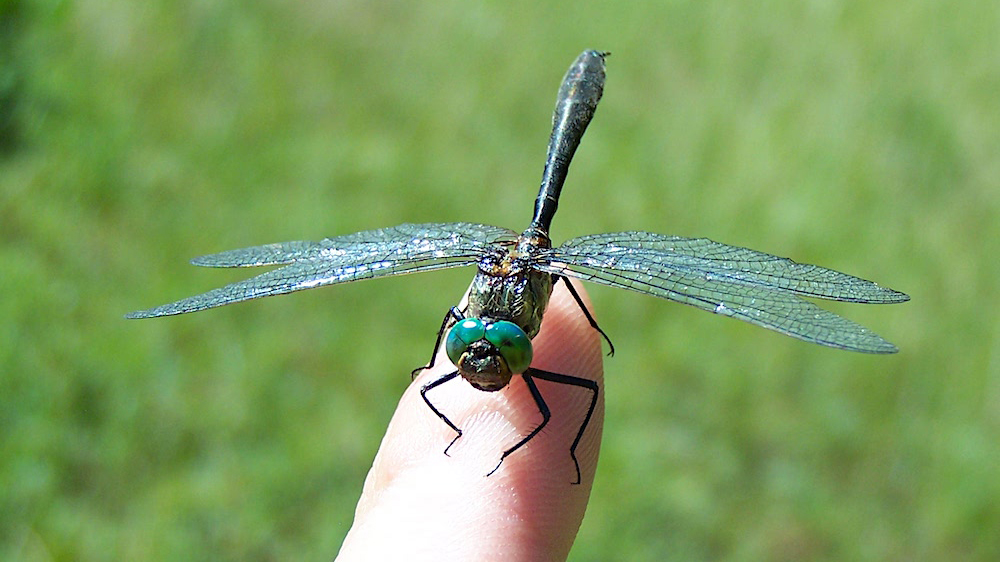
411,306,465,379
488,369,599,484
554,275,615,356
419,370,465,456
485,373,551,479
527,369,600,485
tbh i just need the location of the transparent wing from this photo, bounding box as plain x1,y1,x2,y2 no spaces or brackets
538,232,909,353
126,223,516,318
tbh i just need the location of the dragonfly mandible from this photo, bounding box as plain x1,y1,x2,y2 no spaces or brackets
127,50,909,483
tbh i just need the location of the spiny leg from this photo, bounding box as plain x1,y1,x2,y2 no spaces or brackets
526,368,600,485
411,306,465,379
554,275,615,356
419,370,465,455
488,368,600,485
485,374,551,478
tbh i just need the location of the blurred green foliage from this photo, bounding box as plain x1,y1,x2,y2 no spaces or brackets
2,0,997,560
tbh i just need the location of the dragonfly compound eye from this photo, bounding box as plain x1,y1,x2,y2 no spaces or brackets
446,318,486,366
485,320,533,374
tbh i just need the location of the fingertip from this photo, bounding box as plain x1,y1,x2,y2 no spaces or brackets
341,279,606,560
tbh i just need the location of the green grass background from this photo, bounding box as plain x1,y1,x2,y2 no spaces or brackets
2,0,996,560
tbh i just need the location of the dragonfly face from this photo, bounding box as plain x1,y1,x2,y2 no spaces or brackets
445,318,532,391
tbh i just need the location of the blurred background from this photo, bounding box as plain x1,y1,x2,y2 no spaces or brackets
2,0,996,560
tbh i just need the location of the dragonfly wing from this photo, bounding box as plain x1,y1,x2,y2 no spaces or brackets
127,223,516,318
552,233,909,302
190,223,516,267
540,232,908,353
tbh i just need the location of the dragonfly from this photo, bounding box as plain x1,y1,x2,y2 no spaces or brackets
127,50,909,483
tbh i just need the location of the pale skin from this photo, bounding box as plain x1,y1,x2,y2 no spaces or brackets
336,279,605,561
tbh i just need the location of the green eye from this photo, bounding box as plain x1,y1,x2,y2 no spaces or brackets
485,321,533,374
446,318,486,366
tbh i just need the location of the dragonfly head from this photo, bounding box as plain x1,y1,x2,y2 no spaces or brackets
445,318,533,392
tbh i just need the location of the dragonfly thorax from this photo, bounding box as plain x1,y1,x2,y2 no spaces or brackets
453,233,552,391
468,233,554,341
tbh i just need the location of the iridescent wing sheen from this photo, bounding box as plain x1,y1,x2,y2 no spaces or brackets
538,232,909,353
126,223,516,318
